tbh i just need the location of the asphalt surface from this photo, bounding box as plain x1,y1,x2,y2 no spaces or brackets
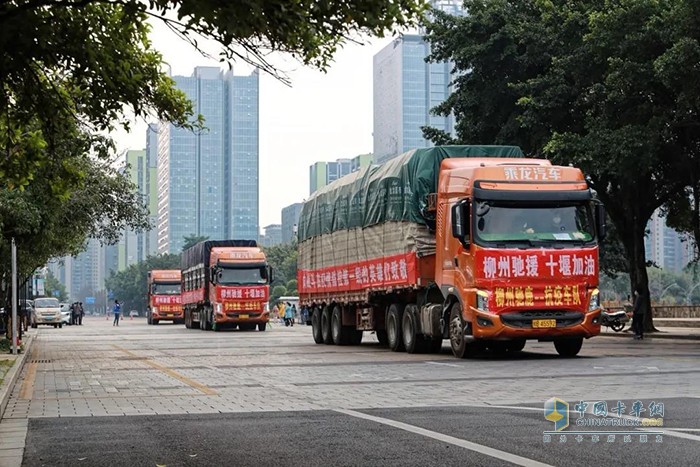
5,317,700,467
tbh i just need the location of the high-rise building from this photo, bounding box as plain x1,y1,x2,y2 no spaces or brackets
309,155,373,194
259,224,282,247
281,202,303,243
645,210,694,272
157,66,259,253
372,1,464,164
51,239,106,300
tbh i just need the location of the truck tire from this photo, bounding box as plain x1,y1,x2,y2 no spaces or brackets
332,305,356,345
59,323,63,329
449,303,477,359
258,323,267,331
184,310,191,329
311,307,323,344
321,306,334,345
402,305,429,354
376,330,388,346
147,313,152,325
201,309,213,331
554,337,583,357
153,319,159,325
387,303,405,352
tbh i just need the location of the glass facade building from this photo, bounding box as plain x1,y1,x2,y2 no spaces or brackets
157,67,260,253
281,202,303,244
309,156,372,194
373,1,464,164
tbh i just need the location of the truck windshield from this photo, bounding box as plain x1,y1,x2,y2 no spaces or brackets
152,283,181,295
474,201,596,245
217,267,267,285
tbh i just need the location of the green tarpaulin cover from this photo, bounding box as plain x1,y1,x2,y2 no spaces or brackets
298,145,524,242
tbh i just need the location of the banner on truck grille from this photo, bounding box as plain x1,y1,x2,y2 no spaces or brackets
298,252,417,293
216,286,269,301
474,249,598,281
152,295,181,305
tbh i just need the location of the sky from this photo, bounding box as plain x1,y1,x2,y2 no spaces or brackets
114,21,394,232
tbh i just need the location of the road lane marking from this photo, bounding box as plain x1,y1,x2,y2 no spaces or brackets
112,345,217,396
19,361,37,400
335,409,553,467
426,361,463,368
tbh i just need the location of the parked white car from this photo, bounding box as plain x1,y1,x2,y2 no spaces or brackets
32,297,63,328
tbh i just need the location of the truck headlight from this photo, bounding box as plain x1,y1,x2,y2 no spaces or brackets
476,290,489,312
588,289,600,311
152,307,158,315
215,303,222,314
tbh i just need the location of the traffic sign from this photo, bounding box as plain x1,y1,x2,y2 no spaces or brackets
85,297,96,305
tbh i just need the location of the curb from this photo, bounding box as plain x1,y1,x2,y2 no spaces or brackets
0,334,34,420
597,332,700,341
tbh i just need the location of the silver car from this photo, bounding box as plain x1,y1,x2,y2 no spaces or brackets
32,297,63,328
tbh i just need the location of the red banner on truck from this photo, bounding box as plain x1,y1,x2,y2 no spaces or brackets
298,252,417,294
474,248,598,281
216,286,269,301
152,295,181,305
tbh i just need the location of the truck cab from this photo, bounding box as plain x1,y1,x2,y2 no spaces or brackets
147,270,183,325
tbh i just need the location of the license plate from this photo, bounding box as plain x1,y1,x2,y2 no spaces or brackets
532,319,556,328
239,314,249,319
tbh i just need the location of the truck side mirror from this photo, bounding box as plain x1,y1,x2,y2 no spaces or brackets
268,267,274,283
595,203,607,241
451,200,470,245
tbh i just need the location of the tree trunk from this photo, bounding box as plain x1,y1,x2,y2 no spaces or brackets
622,219,656,332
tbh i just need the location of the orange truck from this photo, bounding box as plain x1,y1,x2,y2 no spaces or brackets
147,270,183,325
181,240,272,331
297,146,606,358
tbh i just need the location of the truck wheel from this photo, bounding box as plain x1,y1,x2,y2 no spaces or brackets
376,330,388,345
258,323,267,331
201,309,212,331
449,303,477,359
554,337,583,357
402,305,428,354
59,323,63,329
331,306,352,345
153,319,159,325
321,306,334,344
311,307,323,344
387,303,405,352
184,310,191,329
147,314,152,325
54,324,58,328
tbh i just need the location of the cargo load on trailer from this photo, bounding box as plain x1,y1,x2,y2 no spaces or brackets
298,145,606,357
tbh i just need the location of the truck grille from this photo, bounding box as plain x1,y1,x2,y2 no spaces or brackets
500,310,584,328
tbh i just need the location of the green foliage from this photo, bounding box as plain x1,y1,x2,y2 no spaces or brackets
270,285,288,306
182,234,210,252
424,0,700,329
263,243,298,288
44,271,68,302
105,253,181,313
285,279,298,294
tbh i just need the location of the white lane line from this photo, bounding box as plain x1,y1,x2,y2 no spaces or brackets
426,361,463,368
335,408,553,467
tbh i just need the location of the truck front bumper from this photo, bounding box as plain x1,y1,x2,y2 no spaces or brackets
471,308,602,340
214,310,270,324
151,310,184,320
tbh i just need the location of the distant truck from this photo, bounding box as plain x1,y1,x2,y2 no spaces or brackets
181,240,272,331
298,146,606,358
147,270,183,325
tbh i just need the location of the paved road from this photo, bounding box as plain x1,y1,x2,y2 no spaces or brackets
1,316,698,466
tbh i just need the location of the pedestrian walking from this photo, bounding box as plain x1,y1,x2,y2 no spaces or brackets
301,305,309,325
78,302,84,325
277,302,286,324
112,300,122,326
631,286,646,340
284,302,294,327
70,302,79,325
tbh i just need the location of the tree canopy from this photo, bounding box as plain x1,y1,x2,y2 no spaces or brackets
424,0,700,330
